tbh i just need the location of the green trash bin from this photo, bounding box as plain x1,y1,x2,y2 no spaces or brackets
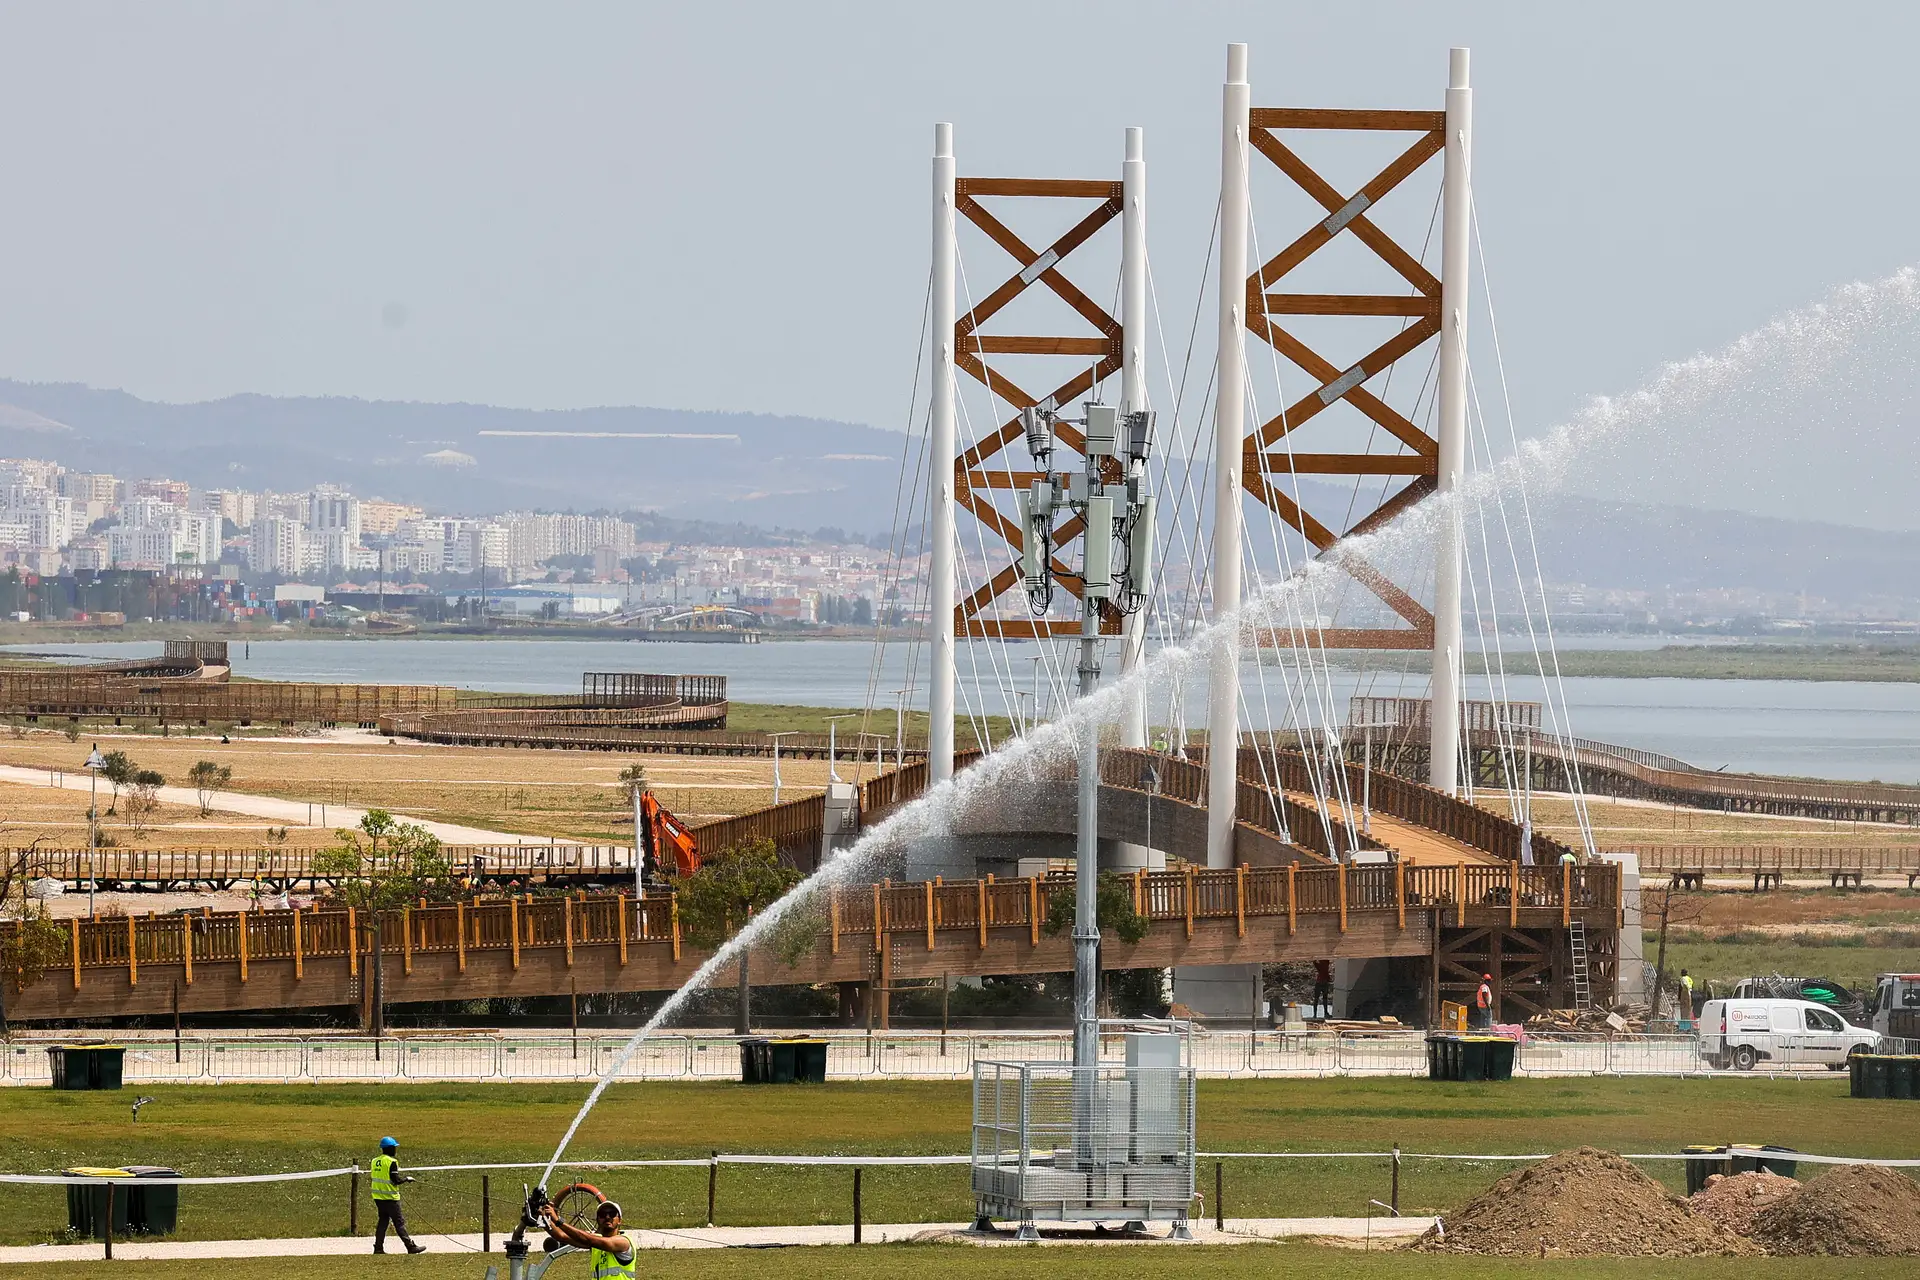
46,1045,126,1091
1850,1052,1867,1097
92,1046,125,1091
784,1039,828,1083
63,1168,132,1239
122,1166,181,1235
1865,1055,1893,1099
738,1038,770,1084
1425,1037,1444,1080
1682,1146,1729,1195
766,1040,798,1084
1729,1146,1798,1179
1485,1037,1517,1081
1891,1057,1919,1101
1457,1036,1490,1082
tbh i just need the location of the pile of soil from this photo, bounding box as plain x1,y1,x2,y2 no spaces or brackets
1752,1163,1920,1256
1688,1170,1800,1237
1416,1147,1759,1257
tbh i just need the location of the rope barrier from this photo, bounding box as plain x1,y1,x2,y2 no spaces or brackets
5,1146,1917,1185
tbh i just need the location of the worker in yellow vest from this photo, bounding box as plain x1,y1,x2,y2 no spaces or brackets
370,1136,426,1255
542,1197,634,1279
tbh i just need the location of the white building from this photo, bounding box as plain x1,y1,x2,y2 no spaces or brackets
248,516,307,577
309,486,361,541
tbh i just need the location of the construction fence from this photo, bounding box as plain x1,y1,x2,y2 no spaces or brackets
3,1029,1906,1086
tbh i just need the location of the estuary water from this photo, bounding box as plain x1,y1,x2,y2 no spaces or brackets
7,636,1915,785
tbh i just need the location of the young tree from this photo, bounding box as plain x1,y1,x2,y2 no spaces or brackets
312,811,450,1037
674,837,809,1035
1644,883,1709,1021
97,750,133,815
187,761,232,817
0,843,67,1032
123,769,165,835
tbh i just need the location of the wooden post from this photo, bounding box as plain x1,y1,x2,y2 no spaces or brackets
1337,861,1348,933
510,897,521,969
237,912,248,983
1561,859,1572,927
1286,863,1296,936
181,914,192,985
1235,864,1246,938
71,918,81,990
1028,877,1040,945
1184,868,1194,939
293,908,304,979
348,907,358,977
1215,1160,1224,1230
924,879,935,952
103,1180,114,1260
403,908,413,976
482,1174,490,1253
874,883,884,946
457,903,467,973
127,915,137,987
1391,1143,1400,1215
1395,860,1406,931
670,895,681,961
1509,861,1519,928
977,879,988,948
617,894,628,966
830,888,840,955
852,1167,863,1244
706,1152,717,1227
564,896,575,967
1455,864,1466,928
350,1162,360,1235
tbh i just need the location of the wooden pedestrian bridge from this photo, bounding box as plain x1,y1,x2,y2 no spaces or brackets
4,859,1620,1025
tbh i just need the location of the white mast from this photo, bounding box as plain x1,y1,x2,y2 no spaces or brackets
1207,44,1249,867
1429,49,1472,795
930,122,957,784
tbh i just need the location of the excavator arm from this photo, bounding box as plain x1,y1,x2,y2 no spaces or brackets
639,791,701,880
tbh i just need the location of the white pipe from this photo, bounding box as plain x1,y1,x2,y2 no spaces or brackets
930,122,957,784
1119,126,1149,751
1207,44,1249,869
1430,48,1472,796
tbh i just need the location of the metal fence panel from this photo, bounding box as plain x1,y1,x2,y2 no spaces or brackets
497,1040,593,1080
206,1040,308,1083
122,1042,206,1083
398,1040,498,1081
305,1040,400,1081
596,1035,692,1081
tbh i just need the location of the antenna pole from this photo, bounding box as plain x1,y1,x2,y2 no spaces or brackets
1431,48,1472,794
1119,126,1149,750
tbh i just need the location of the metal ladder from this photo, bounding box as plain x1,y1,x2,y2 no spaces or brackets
1568,919,1593,1010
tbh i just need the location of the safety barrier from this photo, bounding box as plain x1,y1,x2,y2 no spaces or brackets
6,1027,1904,1085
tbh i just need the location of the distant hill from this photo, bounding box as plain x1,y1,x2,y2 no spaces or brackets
0,380,1910,605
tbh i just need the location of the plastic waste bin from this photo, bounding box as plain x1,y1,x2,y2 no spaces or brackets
122,1167,181,1235
1890,1057,1919,1100
776,1038,828,1083
738,1038,770,1084
45,1045,126,1091
1682,1146,1729,1195
65,1168,132,1239
1729,1146,1798,1180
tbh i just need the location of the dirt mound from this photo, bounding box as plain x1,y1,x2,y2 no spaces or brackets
1416,1147,1759,1257
1752,1163,1920,1256
1689,1170,1800,1237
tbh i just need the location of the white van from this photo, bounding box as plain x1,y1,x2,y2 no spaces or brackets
1699,998,1880,1071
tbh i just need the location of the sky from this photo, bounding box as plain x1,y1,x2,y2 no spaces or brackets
1,3,1917,526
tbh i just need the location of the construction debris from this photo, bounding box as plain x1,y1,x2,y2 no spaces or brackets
1688,1170,1800,1237
1751,1163,1920,1256
1415,1147,1759,1257
1526,1004,1653,1035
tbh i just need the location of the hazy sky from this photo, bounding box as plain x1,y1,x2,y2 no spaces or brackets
2,3,1918,524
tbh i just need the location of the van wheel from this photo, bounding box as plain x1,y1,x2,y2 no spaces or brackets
1732,1044,1758,1071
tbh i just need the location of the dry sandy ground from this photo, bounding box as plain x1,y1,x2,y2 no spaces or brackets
0,726,840,844
1522,793,1920,852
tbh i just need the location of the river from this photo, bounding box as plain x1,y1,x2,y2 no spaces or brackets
7,637,1915,785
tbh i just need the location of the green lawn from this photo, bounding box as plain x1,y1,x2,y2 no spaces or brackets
0,1077,1906,1250
1652,929,1920,992
0,1244,1905,1280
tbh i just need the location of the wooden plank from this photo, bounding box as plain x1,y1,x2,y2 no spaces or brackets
293,909,303,980
1235,864,1246,938
510,899,520,970
1251,108,1445,131
182,916,192,986
237,913,247,984
1259,453,1435,475
1263,294,1438,317
127,916,137,988
957,178,1120,199
1287,863,1297,935
962,336,1116,356
1249,129,1444,295
458,903,467,973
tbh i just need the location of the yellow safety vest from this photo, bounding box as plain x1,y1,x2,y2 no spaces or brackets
590,1245,636,1279
370,1155,400,1202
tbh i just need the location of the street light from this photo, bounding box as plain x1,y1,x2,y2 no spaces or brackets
823,714,855,783
767,732,800,804
83,744,104,918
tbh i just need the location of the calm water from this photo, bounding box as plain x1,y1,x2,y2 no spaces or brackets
9,637,1917,784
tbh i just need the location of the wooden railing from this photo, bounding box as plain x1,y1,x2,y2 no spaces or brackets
1627,846,1920,873
22,862,1619,989
19,844,638,885
0,670,458,722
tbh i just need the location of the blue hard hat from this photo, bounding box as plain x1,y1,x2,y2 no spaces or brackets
380,1137,398,1153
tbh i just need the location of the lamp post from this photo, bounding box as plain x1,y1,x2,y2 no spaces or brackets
824,715,855,784
83,744,104,918
768,732,799,804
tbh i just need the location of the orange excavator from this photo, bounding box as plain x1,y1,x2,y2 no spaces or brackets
638,790,701,881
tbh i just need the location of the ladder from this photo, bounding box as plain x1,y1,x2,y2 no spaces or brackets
1568,919,1593,1010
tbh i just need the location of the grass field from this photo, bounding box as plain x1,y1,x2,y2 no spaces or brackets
0,1077,1906,1250
0,1245,1897,1280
